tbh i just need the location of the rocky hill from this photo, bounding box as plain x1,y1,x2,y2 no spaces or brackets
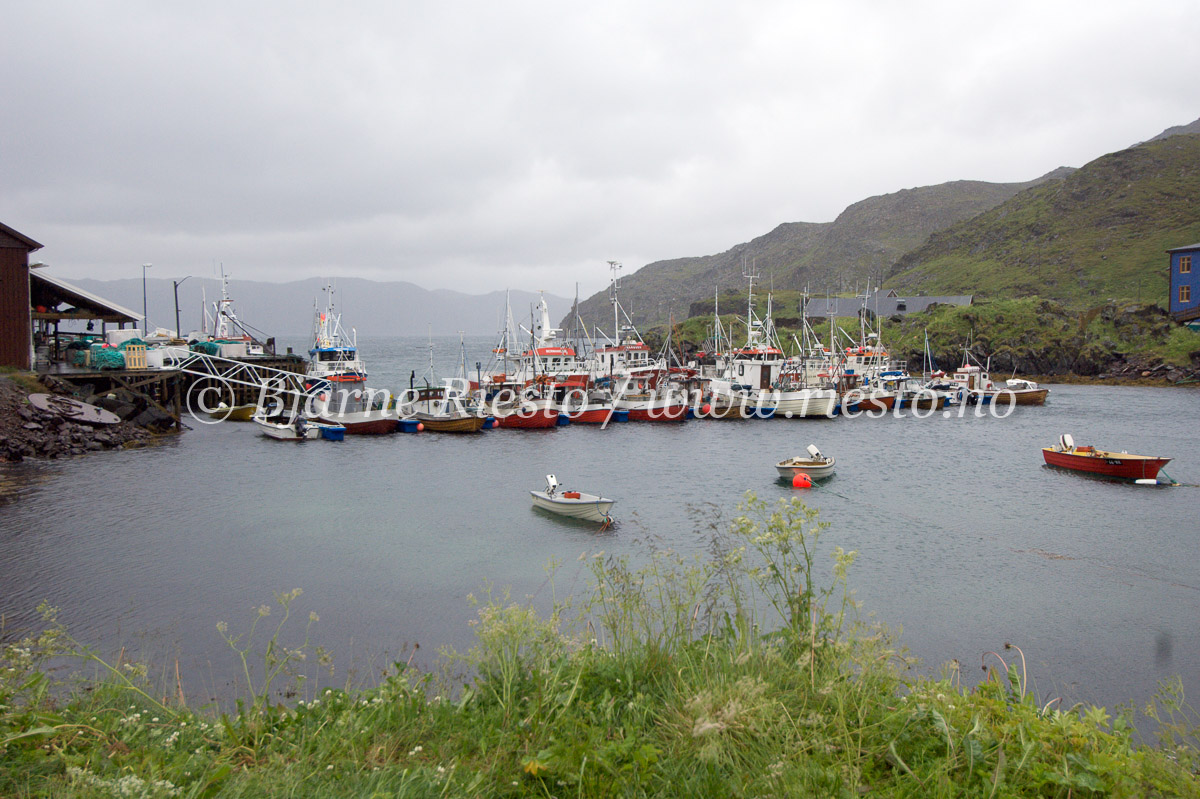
885,133,1200,305
569,117,1200,334
569,174,1069,334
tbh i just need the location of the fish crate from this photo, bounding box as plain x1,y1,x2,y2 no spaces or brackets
124,344,147,370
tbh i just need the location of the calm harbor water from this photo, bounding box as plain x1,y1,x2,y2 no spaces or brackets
1,335,1198,715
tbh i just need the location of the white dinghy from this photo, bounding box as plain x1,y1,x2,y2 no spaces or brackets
775,444,836,481
530,474,615,526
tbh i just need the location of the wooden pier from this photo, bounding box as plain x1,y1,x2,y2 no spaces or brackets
44,353,308,430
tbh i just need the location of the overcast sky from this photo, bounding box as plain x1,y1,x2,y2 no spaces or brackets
3,1,1196,299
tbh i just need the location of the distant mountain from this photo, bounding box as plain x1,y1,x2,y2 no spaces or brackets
885,133,1200,305
568,172,1069,333
66,277,570,339
1144,116,1200,143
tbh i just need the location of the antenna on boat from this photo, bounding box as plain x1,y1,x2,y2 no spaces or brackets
607,260,622,344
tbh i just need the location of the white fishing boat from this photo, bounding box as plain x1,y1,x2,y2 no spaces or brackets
775,445,836,480
529,474,615,524
307,283,367,386
708,266,837,418
253,413,346,441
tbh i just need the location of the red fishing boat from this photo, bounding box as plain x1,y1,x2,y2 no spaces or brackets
1042,434,1171,482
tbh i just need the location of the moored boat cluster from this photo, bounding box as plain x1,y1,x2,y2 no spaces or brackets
250,267,1050,439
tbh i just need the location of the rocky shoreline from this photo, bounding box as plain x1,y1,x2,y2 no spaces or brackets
0,375,161,463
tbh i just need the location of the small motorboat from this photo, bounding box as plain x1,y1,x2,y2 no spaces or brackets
776,444,836,481
207,402,258,422
254,413,345,441
1042,434,1171,482
529,474,615,525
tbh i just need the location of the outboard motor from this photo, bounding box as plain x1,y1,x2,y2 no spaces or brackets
806,444,823,460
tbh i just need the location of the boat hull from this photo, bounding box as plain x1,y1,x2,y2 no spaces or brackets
317,412,398,435
707,401,776,420
209,404,257,422
768,389,839,418
530,490,615,523
979,388,1050,406
413,413,488,433
493,409,560,429
897,393,947,410
844,393,895,413
565,406,627,424
775,457,836,481
1042,447,1171,480
255,418,319,440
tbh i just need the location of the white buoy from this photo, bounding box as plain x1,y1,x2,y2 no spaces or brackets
1134,478,1159,486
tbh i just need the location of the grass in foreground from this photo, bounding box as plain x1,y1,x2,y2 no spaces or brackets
3,495,1199,797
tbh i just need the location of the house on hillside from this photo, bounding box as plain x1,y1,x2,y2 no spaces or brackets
1168,243,1200,327
807,289,972,319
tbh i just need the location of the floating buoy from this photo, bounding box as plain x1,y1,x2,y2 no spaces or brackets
416,422,424,432
701,403,711,414
792,472,812,489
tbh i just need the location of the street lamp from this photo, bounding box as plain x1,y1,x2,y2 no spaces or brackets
141,263,152,336
173,276,192,339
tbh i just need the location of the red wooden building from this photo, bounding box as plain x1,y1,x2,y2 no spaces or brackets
0,222,44,370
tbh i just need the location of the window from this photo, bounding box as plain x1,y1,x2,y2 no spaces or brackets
1182,285,1192,304
1182,255,1193,274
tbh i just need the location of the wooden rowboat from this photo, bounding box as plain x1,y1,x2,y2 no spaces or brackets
1042,434,1171,482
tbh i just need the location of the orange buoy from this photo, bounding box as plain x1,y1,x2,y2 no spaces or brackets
702,403,711,414
416,422,424,432
792,472,812,489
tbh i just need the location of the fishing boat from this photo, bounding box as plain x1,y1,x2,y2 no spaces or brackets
490,392,562,429
555,386,628,424
614,380,690,421
307,284,368,385
208,402,258,422
708,266,837,418
196,269,268,357
308,388,399,435
775,445,836,480
529,474,615,524
1042,434,1171,482
947,350,1049,406
406,386,488,433
253,413,345,441
707,389,776,420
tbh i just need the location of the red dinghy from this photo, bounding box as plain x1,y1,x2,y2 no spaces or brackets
1042,434,1171,482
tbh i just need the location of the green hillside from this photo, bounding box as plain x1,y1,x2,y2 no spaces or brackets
571,175,1064,334
885,134,1200,306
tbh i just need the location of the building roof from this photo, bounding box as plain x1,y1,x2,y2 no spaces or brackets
0,221,43,251
806,290,973,318
1166,243,1200,253
30,271,142,323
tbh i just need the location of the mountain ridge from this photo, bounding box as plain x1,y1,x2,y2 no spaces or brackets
568,171,1071,334
63,276,570,339
567,116,1200,333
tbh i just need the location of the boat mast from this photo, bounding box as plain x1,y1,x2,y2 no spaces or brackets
607,260,622,344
